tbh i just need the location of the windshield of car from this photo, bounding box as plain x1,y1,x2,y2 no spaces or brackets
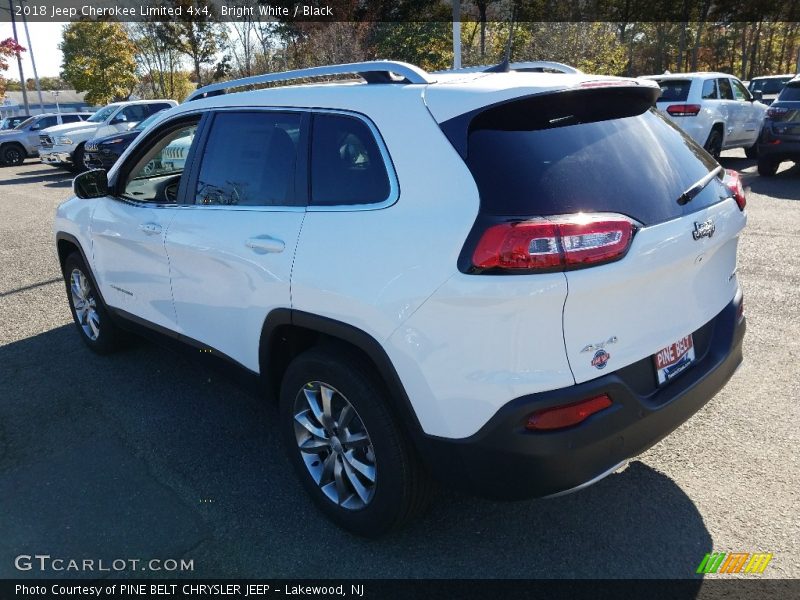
653,79,692,102
750,77,792,95
133,111,164,132
13,117,36,130
778,83,800,102
86,106,117,123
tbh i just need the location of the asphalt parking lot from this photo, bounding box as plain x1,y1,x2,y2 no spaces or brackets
0,154,798,580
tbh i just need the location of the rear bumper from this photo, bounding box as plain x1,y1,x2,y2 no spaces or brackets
40,151,72,165
418,296,745,500
758,140,800,161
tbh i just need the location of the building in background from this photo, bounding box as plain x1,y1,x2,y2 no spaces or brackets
0,90,96,118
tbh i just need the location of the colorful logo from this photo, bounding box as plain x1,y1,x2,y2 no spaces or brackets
696,552,773,574
591,349,610,369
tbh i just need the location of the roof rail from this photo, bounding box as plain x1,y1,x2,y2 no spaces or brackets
434,61,582,75
186,61,433,102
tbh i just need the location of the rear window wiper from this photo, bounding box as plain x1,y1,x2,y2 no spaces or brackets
676,165,723,206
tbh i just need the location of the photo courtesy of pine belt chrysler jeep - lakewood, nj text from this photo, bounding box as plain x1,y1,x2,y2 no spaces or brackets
54,61,747,536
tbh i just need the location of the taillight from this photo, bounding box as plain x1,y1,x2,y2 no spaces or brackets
526,394,613,431
472,214,636,272
767,106,789,119
723,169,746,211
666,104,702,117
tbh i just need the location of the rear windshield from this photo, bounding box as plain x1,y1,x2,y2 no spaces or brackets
463,90,724,226
778,84,800,102
750,78,791,95
653,79,692,102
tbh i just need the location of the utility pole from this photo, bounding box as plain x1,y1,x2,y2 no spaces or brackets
452,0,461,69
7,0,30,114
21,6,44,113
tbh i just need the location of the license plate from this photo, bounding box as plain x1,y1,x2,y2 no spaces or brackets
654,334,695,385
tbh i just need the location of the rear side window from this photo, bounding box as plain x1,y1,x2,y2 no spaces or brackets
718,78,734,100
701,79,718,99
62,115,83,124
148,103,173,116
310,113,391,206
655,79,692,102
778,84,800,101
195,111,301,207
462,90,724,227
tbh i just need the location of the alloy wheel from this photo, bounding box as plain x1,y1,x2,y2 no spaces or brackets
70,268,100,341
292,381,377,510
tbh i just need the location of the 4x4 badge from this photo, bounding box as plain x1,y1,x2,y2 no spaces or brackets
693,219,715,240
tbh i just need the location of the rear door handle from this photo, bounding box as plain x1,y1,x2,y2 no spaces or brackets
138,222,162,235
245,235,285,254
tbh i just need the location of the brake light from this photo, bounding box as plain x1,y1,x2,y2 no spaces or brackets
666,104,702,117
526,394,613,430
472,214,636,272
723,169,746,211
767,106,789,118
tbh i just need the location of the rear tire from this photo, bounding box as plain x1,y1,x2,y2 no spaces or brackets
744,143,759,159
62,252,126,354
279,347,431,537
1,143,25,166
757,157,779,177
704,129,723,160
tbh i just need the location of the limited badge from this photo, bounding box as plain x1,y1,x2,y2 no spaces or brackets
592,349,611,370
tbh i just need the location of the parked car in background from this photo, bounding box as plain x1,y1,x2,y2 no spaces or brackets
0,115,31,130
748,74,795,106
39,99,177,171
757,76,800,176
0,112,92,166
56,61,746,536
83,110,167,170
641,72,767,159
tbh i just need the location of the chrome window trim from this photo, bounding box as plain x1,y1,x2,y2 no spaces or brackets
113,105,399,212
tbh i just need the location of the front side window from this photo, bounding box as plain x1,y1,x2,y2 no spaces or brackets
718,78,734,100
194,111,301,207
122,121,199,203
732,79,751,101
310,113,391,206
62,115,83,124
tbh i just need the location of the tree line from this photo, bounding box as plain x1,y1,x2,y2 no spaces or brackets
1,0,798,106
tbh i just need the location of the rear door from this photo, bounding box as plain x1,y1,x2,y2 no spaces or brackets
164,110,307,371
454,87,746,385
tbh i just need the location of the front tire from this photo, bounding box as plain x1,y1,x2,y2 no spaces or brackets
757,157,779,177
71,145,86,173
62,252,126,354
1,143,26,166
279,347,431,537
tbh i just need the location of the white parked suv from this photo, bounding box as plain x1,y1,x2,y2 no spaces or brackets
54,61,747,536
642,72,767,158
39,99,176,170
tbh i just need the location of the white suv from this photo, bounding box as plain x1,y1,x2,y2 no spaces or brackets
54,61,747,536
39,99,177,170
642,72,767,158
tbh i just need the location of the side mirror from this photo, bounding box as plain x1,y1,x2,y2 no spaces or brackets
73,169,109,199
751,90,763,101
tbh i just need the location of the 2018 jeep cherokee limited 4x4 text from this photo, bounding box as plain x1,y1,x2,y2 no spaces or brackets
54,61,746,536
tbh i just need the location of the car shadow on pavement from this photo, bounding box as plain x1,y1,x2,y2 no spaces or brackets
0,170,73,187
0,325,710,582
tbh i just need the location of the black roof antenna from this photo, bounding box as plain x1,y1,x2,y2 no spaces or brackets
484,4,517,73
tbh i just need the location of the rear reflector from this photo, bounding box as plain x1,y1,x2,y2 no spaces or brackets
526,394,613,430
472,214,636,272
666,104,702,117
723,169,747,211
